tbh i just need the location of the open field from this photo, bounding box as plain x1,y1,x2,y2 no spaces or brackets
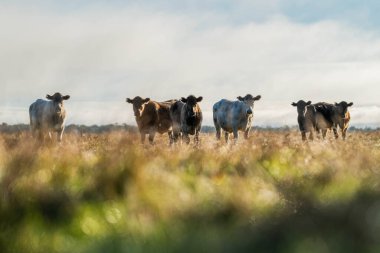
2,130,380,252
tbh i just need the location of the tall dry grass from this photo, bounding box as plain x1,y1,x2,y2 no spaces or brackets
1,129,380,252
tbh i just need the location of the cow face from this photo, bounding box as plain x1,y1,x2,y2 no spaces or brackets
334,101,353,118
46,92,70,115
237,94,261,115
292,100,312,117
181,95,202,117
126,96,150,117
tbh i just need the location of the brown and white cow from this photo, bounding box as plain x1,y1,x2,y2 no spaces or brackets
126,96,176,144
29,92,70,142
314,101,353,140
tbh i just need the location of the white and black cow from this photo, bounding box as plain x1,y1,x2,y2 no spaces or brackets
29,92,70,142
213,94,261,143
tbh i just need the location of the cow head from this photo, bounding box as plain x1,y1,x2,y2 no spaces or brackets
292,100,312,117
334,101,353,119
181,95,203,117
126,96,150,117
46,92,70,115
237,94,261,115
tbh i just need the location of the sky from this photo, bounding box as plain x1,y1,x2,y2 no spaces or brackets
1,0,380,127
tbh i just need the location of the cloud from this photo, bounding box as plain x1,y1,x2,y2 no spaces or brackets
1,3,380,127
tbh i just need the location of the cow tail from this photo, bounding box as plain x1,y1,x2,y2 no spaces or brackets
212,105,218,125
29,104,33,125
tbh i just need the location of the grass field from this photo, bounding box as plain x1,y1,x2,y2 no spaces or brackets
1,129,380,252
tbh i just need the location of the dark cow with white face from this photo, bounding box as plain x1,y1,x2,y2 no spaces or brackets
213,94,261,143
170,95,203,144
29,92,70,142
315,101,353,140
127,96,176,144
180,95,203,144
291,100,316,141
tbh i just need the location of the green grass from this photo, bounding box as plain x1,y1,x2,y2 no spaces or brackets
1,130,380,252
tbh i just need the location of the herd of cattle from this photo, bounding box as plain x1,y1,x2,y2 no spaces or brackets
28,92,353,144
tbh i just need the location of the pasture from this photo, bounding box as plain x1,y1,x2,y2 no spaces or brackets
1,129,380,252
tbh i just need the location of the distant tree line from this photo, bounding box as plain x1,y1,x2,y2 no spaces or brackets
0,122,378,134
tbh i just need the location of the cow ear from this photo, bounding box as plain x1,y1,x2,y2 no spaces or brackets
237,96,244,101
126,98,133,103
306,101,312,105
348,102,353,107
291,102,297,106
46,94,53,100
196,96,203,102
62,95,70,100
181,97,187,103
254,95,261,101
335,102,339,106
143,98,150,103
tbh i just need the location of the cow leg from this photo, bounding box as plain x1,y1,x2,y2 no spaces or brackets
195,129,200,145
183,133,190,145
309,131,314,141
342,128,347,140
32,128,41,140
233,129,239,144
333,127,339,139
322,129,327,139
140,133,146,144
168,130,174,145
244,129,250,140
38,129,44,142
224,132,229,143
57,130,64,142
172,132,178,143
215,125,221,140
31,126,37,139
301,131,306,141
172,129,180,143
148,130,156,144
315,128,321,139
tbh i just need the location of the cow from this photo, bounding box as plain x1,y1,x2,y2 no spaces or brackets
291,100,317,141
29,92,70,142
169,100,184,143
126,96,176,144
314,101,353,140
213,94,261,143
180,95,203,144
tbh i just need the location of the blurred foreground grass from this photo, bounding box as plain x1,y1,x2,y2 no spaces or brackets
2,130,380,252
